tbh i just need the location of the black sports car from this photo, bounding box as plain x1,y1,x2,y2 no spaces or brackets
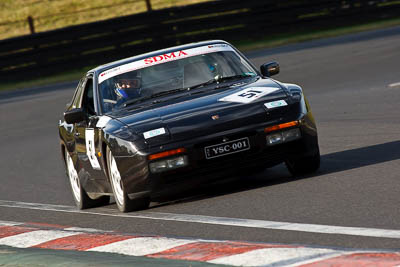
59,40,320,212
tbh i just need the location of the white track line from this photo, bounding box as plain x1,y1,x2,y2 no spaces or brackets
88,237,196,256
1,200,400,239
0,221,24,227
63,227,113,233
0,230,79,248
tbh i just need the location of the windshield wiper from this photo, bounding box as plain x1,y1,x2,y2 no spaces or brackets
218,74,255,82
190,74,257,95
123,88,188,107
188,74,255,91
187,77,220,90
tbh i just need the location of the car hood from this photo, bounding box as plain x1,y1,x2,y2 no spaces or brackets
113,78,292,147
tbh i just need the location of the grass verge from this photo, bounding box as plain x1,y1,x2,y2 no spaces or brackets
1,17,400,92
0,0,212,40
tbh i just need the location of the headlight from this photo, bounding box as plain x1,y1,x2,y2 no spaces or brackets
282,128,301,142
149,155,188,173
266,128,301,146
266,133,283,146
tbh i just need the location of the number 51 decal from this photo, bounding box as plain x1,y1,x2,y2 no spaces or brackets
219,87,279,103
238,90,263,99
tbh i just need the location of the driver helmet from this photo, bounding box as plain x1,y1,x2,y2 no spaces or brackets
114,71,141,99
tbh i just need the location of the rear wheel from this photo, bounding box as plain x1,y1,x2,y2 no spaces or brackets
285,148,320,177
107,147,150,212
65,150,109,209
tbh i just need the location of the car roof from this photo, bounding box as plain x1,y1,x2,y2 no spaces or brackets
89,40,231,75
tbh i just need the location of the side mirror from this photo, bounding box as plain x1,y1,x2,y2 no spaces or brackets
64,108,86,124
260,62,280,77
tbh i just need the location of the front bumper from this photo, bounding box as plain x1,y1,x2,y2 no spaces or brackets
114,111,318,200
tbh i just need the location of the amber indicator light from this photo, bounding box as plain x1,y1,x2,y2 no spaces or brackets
264,121,299,133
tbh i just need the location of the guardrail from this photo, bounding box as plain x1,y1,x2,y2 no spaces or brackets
0,0,399,81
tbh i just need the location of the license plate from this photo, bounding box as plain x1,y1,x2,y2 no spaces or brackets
204,137,250,159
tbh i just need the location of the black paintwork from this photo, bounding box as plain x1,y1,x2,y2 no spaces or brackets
59,40,319,201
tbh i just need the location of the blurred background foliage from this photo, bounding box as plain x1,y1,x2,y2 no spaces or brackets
0,0,212,40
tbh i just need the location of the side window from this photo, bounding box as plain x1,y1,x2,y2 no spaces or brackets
71,78,84,109
81,78,96,116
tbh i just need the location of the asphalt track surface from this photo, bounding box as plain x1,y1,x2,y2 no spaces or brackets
1,26,400,251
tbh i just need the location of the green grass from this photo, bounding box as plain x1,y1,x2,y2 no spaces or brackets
0,0,212,40
1,17,400,92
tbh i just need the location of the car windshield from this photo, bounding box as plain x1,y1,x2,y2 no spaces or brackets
98,44,257,113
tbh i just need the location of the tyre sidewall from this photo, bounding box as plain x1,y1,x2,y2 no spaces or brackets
65,150,85,209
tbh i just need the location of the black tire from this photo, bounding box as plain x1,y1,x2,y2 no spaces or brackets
65,150,110,209
285,148,320,177
106,147,150,212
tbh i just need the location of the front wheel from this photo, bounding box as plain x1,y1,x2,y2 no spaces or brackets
285,148,320,177
65,150,109,209
107,147,150,212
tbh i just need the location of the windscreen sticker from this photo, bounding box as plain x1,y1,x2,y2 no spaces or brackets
218,87,280,104
99,44,234,84
96,116,111,128
264,100,288,109
85,129,101,170
143,127,166,139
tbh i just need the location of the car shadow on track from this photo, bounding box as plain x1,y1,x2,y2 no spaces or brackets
146,140,400,209
320,140,400,174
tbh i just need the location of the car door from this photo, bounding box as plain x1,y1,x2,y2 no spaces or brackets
73,75,107,191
